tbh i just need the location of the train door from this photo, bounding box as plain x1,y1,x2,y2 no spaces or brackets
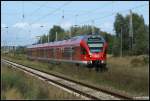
80,46,88,61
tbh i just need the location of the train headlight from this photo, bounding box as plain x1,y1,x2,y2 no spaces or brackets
101,60,106,64
89,52,92,55
89,53,92,58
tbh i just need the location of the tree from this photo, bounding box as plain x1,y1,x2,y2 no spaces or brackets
48,25,65,42
114,13,125,38
37,34,48,44
131,14,148,55
113,12,149,56
145,25,149,54
113,13,125,56
112,37,120,56
15,46,26,54
100,31,115,54
70,25,100,37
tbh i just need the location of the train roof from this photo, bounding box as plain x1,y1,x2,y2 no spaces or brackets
27,34,105,49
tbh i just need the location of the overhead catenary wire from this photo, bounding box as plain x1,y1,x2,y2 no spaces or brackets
2,1,148,46
27,2,148,42
30,1,97,13
13,1,51,45
55,2,148,32
27,1,72,41
66,1,116,24
77,1,115,17
27,1,49,18
25,2,113,34
79,3,148,25
29,1,72,26
30,1,59,10
54,2,115,32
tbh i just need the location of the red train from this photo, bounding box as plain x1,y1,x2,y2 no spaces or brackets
27,34,108,69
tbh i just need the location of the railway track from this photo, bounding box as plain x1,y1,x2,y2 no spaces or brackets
2,59,134,100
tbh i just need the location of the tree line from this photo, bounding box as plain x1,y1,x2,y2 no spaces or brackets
36,12,149,56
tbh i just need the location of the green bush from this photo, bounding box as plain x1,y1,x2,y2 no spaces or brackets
1,64,80,100
143,56,149,64
2,53,149,96
1,68,22,90
1,66,50,99
130,58,141,66
130,55,149,66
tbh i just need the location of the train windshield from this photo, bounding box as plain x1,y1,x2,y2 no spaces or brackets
88,42,103,53
87,36,104,53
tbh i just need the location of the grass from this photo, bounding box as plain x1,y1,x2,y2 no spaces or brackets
2,53,149,97
1,61,81,100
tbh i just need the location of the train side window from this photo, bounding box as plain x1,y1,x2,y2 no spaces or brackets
43,49,45,57
81,47,87,55
37,49,39,57
104,49,107,54
50,48,54,58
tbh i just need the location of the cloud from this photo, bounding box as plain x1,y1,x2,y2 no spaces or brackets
60,21,72,30
1,23,8,34
101,22,113,30
1,23,7,28
12,22,51,29
99,22,114,34
12,21,72,31
31,23,42,28
13,22,29,29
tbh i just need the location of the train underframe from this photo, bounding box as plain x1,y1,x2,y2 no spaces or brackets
86,60,107,71
27,56,107,71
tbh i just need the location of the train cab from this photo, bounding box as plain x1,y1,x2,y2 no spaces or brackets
80,34,108,68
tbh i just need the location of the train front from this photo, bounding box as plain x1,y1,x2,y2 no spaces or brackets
80,34,108,68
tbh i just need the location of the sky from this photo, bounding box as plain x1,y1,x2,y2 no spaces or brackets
1,1,149,46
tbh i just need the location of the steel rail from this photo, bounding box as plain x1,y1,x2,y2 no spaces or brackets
2,58,134,100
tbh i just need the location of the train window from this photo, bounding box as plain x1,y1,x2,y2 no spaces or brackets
42,49,44,57
35,49,37,57
32,50,34,57
104,49,107,54
53,48,56,58
63,47,72,58
40,49,43,57
72,47,75,54
37,49,39,57
43,48,46,58
28,49,31,56
50,48,54,58
39,49,41,57
89,47,101,53
44,48,48,58
43,48,45,58
81,47,87,55
87,42,103,53
46,48,48,58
